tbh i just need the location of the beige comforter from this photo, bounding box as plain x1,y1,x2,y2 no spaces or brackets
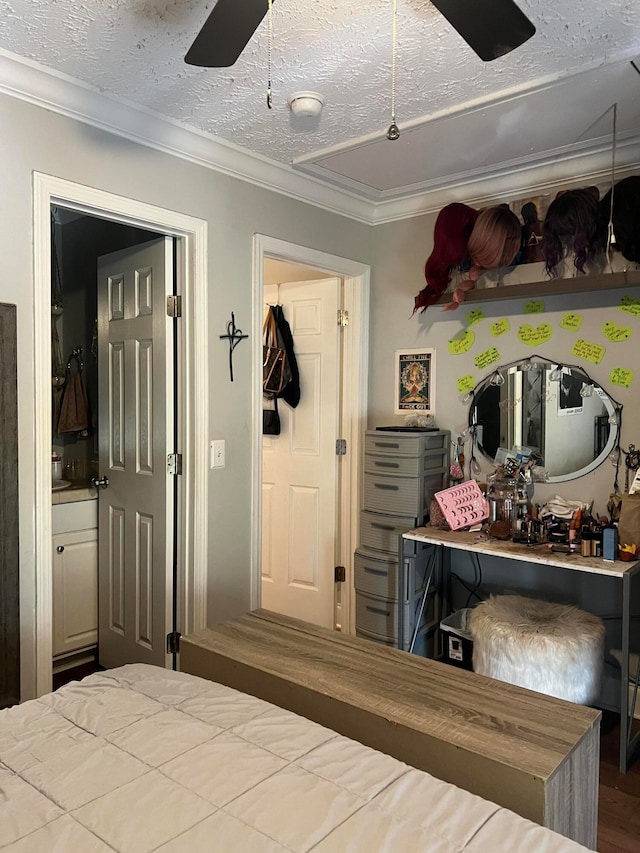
0,664,590,851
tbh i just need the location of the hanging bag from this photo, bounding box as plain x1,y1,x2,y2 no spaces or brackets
263,308,288,396
263,396,281,436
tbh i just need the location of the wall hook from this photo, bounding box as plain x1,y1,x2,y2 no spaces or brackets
219,312,248,382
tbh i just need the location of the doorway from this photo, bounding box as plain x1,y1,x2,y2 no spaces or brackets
33,173,209,698
252,236,370,635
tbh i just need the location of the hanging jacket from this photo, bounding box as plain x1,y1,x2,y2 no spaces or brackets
272,304,300,408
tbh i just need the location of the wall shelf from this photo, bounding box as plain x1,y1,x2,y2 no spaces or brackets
436,269,640,305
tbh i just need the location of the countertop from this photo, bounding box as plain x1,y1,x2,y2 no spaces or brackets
51,479,97,504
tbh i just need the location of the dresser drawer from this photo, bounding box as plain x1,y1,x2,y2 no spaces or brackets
359,511,419,554
365,430,449,457
354,550,399,599
363,470,446,515
356,590,438,643
364,448,448,477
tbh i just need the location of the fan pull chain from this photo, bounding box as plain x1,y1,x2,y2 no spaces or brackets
387,0,400,140
266,0,273,109
606,102,618,269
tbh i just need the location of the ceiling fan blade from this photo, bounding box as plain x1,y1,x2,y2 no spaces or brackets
185,0,274,68
430,0,535,61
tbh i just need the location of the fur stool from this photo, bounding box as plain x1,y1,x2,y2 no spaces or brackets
470,595,604,705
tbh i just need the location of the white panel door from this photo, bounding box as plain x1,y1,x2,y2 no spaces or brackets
97,238,174,669
262,278,341,628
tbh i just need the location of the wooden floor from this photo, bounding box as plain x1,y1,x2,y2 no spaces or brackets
53,662,639,852
598,712,640,853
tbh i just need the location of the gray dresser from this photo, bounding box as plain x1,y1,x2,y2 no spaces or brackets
354,429,450,656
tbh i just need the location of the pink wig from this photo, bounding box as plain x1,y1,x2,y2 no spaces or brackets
413,203,478,314
443,206,521,310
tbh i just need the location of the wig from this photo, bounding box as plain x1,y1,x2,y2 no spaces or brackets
542,188,605,276
599,176,640,263
520,202,544,264
413,202,478,314
443,206,521,310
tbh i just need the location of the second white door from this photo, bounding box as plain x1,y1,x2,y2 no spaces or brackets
261,278,341,629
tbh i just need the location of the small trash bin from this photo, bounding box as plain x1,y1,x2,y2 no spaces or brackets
440,608,474,670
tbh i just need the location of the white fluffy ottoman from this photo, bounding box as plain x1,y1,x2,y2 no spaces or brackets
470,595,604,705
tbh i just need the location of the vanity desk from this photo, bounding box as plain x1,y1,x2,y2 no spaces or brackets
402,525,640,773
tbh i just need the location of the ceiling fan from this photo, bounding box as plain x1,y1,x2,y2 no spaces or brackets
185,0,536,68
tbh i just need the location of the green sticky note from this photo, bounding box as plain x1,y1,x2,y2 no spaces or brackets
560,312,583,332
619,296,640,317
603,321,632,343
474,347,501,370
610,367,633,389
517,322,552,346
490,319,510,337
448,328,475,355
525,300,544,314
571,339,606,364
467,307,485,326
457,375,476,393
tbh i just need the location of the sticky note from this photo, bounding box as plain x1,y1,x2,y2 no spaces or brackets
610,367,633,389
571,339,606,364
603,321,632,343
619,296,640,317
518,323,553,346
448,329,475,355
560,312,583,332
490,319,510,337
474,347,501,370
457,375,476,393
467,308,485,326
525,300,544,314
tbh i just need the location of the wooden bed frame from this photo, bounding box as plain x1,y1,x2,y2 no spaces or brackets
181,608,601,849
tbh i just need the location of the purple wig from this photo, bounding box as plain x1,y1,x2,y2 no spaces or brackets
542,188,605,276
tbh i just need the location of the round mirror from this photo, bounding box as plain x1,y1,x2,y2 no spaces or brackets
469,360,619,482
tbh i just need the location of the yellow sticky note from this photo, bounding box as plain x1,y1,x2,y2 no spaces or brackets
474,347,501,370
610,367,634,388
448,329,475,355
490,319,510,337
619,296,640,317
572,339,606,364
525,300,544,314
560,312,583,332
467,308,485,326
457,375,476,393
518,322,553,346
603,321,632,343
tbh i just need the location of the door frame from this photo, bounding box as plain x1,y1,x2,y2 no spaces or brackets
251,235,370,634
33,172,209,696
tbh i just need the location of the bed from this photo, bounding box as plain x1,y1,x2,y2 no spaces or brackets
0,664,590,852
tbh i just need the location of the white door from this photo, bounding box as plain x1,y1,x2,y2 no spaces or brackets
261,278,341,628
97,238,174,669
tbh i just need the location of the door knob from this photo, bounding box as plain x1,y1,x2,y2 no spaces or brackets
91,475,109,490
56,545,64,553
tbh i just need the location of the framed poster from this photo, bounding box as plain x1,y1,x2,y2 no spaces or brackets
394,348,435,415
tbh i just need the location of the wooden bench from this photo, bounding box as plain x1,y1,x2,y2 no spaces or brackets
181,609,601,849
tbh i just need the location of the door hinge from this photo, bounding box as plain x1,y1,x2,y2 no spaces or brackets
167,453,183,475
334,565,346,583
167,295,182,318
166,631,181,654
336,439,347,456
337,309,349,327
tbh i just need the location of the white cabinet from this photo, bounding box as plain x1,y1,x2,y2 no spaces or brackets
52,526,98,659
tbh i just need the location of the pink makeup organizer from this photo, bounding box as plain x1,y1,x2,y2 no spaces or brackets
434,480,489,530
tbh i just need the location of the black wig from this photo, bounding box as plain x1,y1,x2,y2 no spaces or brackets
542,188,605,276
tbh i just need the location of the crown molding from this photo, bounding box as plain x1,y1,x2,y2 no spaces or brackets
0,49,638,228
0,49,374,225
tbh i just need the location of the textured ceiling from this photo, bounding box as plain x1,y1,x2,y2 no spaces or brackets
1,0,639,203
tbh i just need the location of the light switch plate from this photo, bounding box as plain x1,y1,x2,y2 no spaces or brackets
210,439,225,469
